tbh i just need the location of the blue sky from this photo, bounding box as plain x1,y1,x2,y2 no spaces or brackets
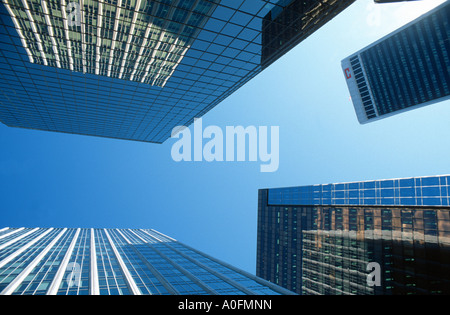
1,0,449,274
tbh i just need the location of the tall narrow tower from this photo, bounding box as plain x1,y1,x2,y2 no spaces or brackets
342,1,450,124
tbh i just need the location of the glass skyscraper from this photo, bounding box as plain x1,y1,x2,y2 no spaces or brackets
0,0,355,143
3,0,220,87
257,175,450,295
0,227,295,295
342,1,450,124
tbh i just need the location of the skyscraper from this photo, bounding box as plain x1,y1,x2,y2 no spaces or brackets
0,227,295,295
342,1,450,124
0,0,355,143
257,175,450,295
260,0,354,69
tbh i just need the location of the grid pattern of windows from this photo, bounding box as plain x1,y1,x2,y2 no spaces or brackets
0,0,355,143
0,228,61,293
257,178,450,295
107,229,172,295
0,228,48,261
343,1,450,123
140,243,209,294
5,0,220,86
0,227,294,295
302,230,374,295
362,3,450,116
0,228,21,239
349,55,376,119
268,175,450,207
94,229,131,295
56,228,90,295
12,229,76,295
0,228,29,247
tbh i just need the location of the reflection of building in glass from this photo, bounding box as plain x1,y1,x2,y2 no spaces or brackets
257,175,450,294
3,0,218,87
342,1,450,124
301,229,377,295
0,227,294,295
261,0,355,69
0,0,355,143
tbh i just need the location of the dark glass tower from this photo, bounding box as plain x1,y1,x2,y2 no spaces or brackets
0,227,295,295
257,175,450,295
0,0,355,143
342,1,450,124
261,0,354,69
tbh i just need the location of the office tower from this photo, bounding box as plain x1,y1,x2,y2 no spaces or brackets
0,0,355,143
257,175,450,295
0,227,295,295
342,1,450,124
260,0,353,69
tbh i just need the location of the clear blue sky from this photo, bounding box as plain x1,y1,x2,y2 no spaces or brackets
1,0,449,274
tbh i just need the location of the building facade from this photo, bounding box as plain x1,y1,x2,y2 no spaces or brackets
0,0,355,143
0,227,294,295
261,0,354,69
3,0,220,87
257,175,450,294
342,1,450,124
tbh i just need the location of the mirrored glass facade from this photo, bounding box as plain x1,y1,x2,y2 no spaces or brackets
257,175,450,295
342,1,450,124
0,227,295,295
268,174,450,207
0,0,355,143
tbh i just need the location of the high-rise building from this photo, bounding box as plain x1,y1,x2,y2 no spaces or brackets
0,227,295,295
257,175,450,295
342,1,450,124
0,0,355,143
260,0,353,69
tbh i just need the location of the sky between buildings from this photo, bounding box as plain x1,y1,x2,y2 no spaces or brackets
0,0,449,274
